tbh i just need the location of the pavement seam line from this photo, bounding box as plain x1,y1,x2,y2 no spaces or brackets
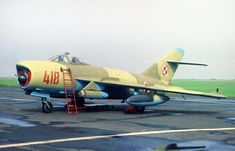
0,127,235,149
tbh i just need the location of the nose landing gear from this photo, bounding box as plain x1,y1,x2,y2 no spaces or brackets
41,98,53,113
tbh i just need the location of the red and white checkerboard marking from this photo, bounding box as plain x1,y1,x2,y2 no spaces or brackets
162,65,168,75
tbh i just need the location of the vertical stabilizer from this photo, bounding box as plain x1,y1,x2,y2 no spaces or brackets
142,48,184,85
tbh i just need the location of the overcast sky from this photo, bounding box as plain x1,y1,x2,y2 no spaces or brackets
0,0,235,79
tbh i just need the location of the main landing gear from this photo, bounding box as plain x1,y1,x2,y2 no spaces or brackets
41,98,53,113
124,105,145,113
77,97,85,107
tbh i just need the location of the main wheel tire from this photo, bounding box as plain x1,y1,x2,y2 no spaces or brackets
124,105,137,113
42,102,53,113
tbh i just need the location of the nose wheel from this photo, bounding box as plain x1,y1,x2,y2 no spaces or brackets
41,98,53,113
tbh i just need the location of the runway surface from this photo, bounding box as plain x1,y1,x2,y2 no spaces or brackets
0,87,235,151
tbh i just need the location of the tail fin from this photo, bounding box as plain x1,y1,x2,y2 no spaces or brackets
142,48,184,85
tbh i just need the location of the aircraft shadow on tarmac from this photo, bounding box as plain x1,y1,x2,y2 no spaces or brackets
22,103,217,117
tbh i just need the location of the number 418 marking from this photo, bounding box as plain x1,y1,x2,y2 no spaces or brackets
43,71,60,84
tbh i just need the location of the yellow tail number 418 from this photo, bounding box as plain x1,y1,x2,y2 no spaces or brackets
43,71,60,84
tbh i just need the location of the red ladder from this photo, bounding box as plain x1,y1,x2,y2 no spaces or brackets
61,67,78,114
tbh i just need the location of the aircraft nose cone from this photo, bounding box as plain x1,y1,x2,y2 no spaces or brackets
16,64,31,87
18,74,27,85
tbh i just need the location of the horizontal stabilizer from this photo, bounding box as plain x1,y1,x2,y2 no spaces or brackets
167,61,208,66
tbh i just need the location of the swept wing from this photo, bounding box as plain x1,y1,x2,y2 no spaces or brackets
76,77,226,99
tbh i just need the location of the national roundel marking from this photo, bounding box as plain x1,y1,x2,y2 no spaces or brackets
162,65,168,75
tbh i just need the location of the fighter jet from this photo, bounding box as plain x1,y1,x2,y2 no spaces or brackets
16,48,225,113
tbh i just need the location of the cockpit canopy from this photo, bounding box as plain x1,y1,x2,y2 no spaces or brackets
49,52,86,64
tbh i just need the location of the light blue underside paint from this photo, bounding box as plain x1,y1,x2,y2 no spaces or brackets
127,100,168,107
126,95,169,107
30,92,50,98
100,92,109,98
96,83,105,91
75,81,85,90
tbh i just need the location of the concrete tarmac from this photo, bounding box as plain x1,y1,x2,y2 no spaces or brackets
0,87,235,151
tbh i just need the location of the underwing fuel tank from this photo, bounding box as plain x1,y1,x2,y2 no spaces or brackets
126,94,170,106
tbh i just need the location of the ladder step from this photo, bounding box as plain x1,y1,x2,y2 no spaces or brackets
64,94,73,96
62,69,70,71
64,79,73,83
64,85,73,87
66,92,74,94
63,76,71,78
67,108,77,111
68,109,76,112
63,72,71,75
64,87,73,89
63,73,71,75
64,79,72,81
64,76,71,78
67,108,78,111
67,104,75,107
68,108,77,111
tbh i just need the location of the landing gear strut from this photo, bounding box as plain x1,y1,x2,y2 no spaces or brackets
41,98,53,113
77,97,85,107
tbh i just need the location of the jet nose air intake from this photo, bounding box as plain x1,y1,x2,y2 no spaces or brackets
16,65,31,87
18,74,27,84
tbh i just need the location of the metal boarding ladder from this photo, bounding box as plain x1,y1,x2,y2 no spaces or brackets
61,67,78,114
